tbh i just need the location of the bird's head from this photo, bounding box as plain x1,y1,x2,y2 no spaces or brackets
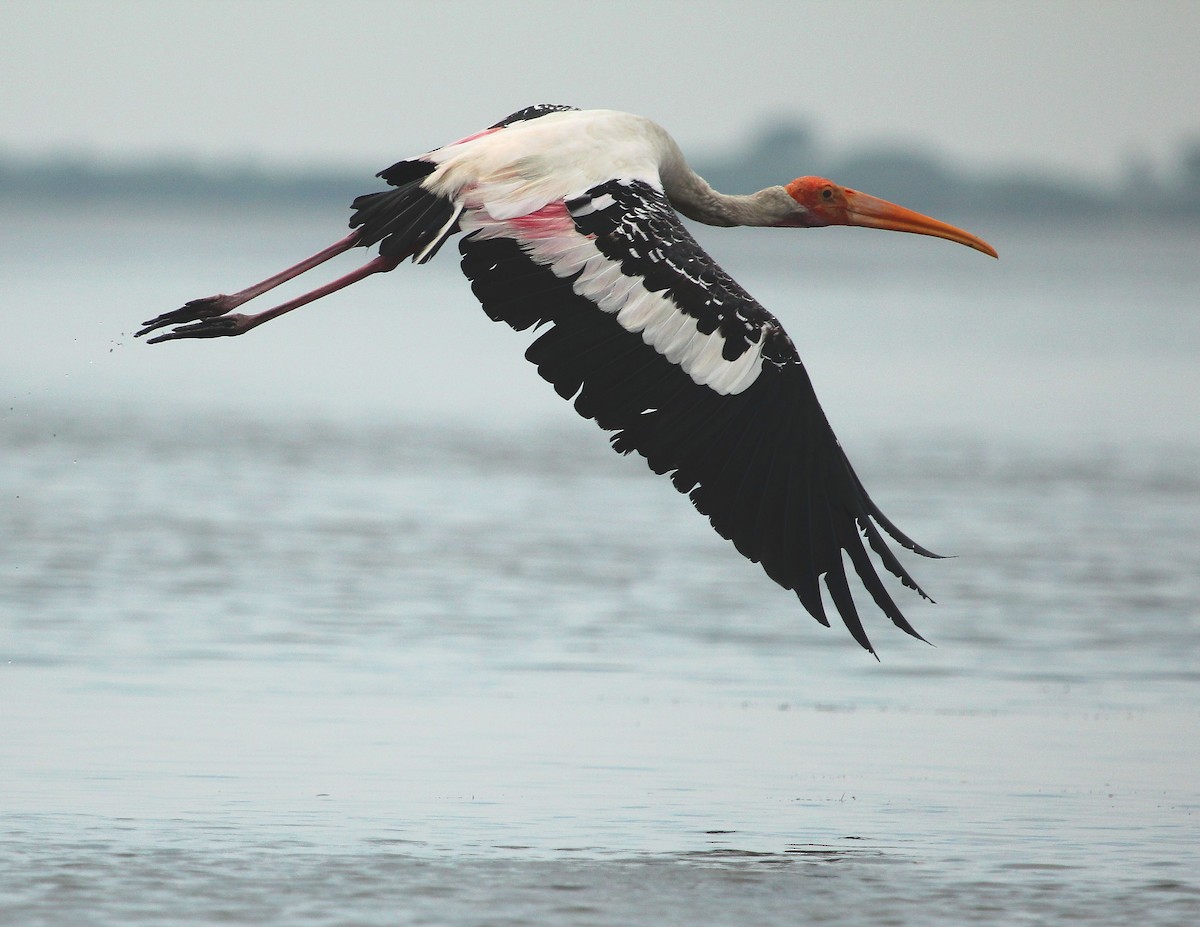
784,176,997,257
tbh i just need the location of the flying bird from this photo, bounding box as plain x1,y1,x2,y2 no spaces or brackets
138,105,996,655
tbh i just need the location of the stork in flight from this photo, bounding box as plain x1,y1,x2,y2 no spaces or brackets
138,105,996,655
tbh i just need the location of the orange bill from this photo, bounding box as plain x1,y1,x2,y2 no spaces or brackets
841,188,998,257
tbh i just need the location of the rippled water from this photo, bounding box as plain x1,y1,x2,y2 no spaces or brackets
2,205,1199,924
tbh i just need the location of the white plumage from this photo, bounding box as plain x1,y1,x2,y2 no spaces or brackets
428,110,672,219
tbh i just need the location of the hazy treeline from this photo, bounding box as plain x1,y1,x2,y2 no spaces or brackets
4,119,1199,221
698,122,1200,221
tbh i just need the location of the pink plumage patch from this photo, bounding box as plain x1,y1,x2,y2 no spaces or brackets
505,201,577,240
446,126,503,147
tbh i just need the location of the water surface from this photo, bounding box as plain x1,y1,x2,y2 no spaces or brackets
2,204,1199,925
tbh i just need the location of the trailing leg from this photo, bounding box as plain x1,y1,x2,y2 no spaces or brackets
137,231,363,338
144,253,402,343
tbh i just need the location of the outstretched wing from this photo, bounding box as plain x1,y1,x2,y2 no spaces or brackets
460,179,939,654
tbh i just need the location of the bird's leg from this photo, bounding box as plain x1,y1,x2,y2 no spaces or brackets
143,253,402,343
137,231,363,337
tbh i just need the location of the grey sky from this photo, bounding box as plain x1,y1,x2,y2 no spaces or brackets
3,0,1197,186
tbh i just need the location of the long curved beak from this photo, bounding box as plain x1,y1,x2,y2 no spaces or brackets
843,189,998,258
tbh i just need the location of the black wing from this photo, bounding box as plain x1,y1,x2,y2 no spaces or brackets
460,180,939,654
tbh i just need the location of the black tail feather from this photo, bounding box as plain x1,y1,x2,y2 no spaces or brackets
350,162,459,261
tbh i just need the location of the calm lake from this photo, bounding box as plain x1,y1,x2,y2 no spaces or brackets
2,201,1199,925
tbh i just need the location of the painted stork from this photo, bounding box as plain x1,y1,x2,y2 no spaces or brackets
138,105,996,655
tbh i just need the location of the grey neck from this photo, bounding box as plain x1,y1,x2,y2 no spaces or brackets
658,141,799,228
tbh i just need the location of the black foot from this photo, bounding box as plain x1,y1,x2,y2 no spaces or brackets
144,314,253,344
137,295,238,338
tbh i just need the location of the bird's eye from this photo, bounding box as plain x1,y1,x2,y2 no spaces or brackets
821,187,834,201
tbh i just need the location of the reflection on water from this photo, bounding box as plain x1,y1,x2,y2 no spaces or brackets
2,206,1199,925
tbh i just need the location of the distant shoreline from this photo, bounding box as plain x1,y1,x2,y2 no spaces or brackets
5,120,1198,222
